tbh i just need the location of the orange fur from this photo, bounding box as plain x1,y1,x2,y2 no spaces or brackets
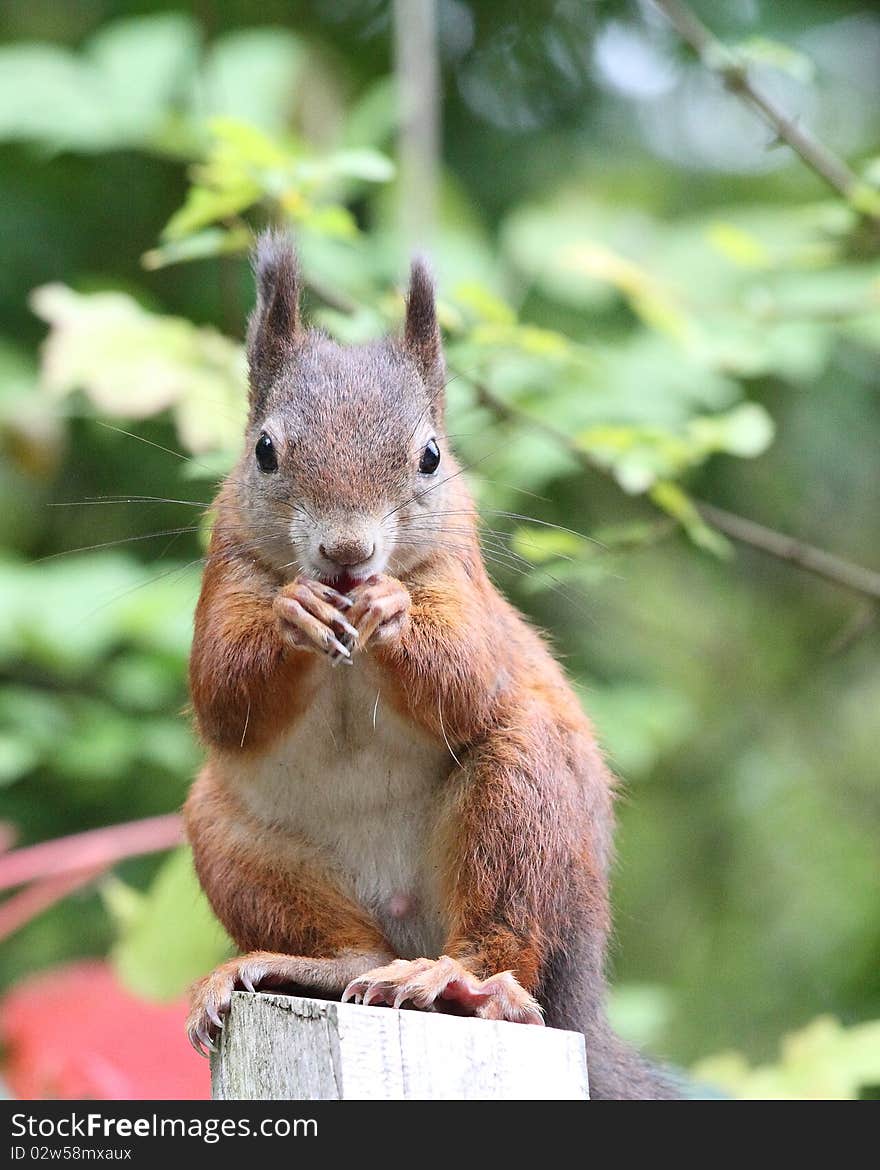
189,495,319,753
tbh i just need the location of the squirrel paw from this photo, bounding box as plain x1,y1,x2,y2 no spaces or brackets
341,955,544,1026
275,579,359,666
347,575,411,650
186,952,314,1056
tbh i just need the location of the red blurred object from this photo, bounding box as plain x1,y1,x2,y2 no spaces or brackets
0,960,209,1099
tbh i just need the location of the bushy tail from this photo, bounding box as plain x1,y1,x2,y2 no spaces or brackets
543,946,681,1100
581,1014,681,1100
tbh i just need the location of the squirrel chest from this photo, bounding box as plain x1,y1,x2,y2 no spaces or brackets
218,662,453,959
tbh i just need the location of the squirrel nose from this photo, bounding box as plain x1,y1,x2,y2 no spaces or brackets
319,538,375,567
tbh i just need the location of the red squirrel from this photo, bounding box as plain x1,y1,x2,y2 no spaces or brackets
184,230,677,1099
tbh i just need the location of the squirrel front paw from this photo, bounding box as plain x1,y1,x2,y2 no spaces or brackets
347,575,411,650
274,578,360,665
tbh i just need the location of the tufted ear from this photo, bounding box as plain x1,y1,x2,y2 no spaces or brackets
404,258,444,407
246,229,302,415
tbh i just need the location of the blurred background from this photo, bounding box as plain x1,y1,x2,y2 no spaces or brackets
0,0,878,1100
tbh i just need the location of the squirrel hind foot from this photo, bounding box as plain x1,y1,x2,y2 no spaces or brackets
187,950,393,1057
341,955,544,1026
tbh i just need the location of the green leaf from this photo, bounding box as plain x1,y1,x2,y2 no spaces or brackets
50,700,139,785
102,655,182,712
0,734,40,786
849,182,880,219
112,846,232,1002
687,403,775,459
0,44,114,152
198,28,305,135
342,77,396,150
180,449,237,481
706,222,771,269
162,181,261,240
100,875,146,932
301,204,359,239
137,718,200,775
31,284,247,455
649,482,732,557
558,239,692,341
142,225,252,270
154,119,392,262
573,402,774,497
86,14,201,142
468,321,575,359
452,282,517,326
734,37,816,84
0,15,200,153
320,148,395,184
0,553,197,675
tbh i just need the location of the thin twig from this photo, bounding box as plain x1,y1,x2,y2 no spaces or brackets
472,377,608,476
695,503,880,600
471,375,880,602
653,0,874,215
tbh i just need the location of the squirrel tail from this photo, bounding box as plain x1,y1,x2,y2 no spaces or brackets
579,1014,681,1100
542,946,682,1100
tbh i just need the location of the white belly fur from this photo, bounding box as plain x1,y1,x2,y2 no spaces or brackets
219,661,454,959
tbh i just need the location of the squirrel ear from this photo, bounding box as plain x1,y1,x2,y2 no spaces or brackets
404,258,444,392
246,229,302,413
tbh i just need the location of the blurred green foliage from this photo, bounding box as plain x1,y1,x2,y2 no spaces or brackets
692,1016,880,1100
0,1,878,1099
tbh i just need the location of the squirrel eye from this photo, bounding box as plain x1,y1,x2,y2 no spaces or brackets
255,432,278,473
419,438,440,475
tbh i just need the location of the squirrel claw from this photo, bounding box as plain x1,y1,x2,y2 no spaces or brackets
346,576,411,651
187,956,276,1056
189,1021,217,1058
342,956,544,1026
275,582,357,663
319,585,353,610
332,616,359,641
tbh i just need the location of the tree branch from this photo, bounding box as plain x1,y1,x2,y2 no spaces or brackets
694,503,880,599
652,0,875,216
471,376,880,602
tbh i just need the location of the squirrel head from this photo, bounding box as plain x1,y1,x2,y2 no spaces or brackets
233,230,463,587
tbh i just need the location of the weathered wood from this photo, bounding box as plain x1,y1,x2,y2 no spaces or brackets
212,991,589,1101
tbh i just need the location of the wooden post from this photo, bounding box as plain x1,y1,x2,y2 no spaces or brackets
211,991,589,1101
